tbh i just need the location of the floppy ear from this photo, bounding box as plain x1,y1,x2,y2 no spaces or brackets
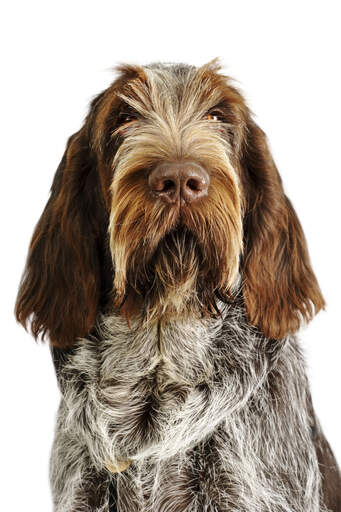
15,127,111,348
240,119,325,339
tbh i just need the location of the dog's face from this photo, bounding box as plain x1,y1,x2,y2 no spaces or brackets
106,63,244,323
16,60,325,347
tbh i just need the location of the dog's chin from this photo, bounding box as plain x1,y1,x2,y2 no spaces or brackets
120,226,234,325
127,226,201,295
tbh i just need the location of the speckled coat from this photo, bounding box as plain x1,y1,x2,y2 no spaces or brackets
15,61,341,512
49,301,341,511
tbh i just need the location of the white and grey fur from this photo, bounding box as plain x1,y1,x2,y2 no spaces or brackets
50,299,328,511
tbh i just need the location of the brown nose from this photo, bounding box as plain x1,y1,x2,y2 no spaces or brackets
148,162,210,204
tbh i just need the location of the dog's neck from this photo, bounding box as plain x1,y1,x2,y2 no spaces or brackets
97,303,224,388
114,274,243,330
95,299,288,391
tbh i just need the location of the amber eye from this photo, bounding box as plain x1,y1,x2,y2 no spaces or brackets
204,109,226,122
117,110,139,130
118,113,137,125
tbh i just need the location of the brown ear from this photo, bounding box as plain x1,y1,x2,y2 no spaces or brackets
240,119,325,339
15,127,110,348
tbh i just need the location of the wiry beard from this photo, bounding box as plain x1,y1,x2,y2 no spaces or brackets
109,160,243,324
115,226,238,325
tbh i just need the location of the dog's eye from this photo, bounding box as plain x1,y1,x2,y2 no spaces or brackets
204,109,226,122
115,105,140,132
111,109,140,140
117,112,138,127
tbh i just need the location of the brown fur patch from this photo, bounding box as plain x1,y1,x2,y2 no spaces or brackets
240,120,325,339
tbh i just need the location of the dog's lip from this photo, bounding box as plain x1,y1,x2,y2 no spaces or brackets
172,205,187,227
165,223,196,239
167,197,189,216
157,201,195,239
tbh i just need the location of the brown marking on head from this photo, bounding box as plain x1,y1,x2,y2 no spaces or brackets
239,119,325,338
15,127,112,348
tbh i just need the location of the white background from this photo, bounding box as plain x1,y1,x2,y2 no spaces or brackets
1,1,340,509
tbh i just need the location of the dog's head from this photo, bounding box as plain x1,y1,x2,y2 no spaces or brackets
15,60,325,347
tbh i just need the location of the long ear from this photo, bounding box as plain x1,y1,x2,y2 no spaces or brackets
15,127,110,348
240,119,325,339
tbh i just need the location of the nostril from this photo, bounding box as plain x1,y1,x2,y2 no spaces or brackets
162,179,176,192
152,178,176,193
186,178,202,192
181,170,209,203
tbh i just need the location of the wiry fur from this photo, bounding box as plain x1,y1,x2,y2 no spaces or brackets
15,60,340,510
109,63,243,323
51,301,328,511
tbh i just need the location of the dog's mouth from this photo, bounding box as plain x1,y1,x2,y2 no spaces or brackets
153,225,203,267
118,224,230,323
127,225,202,288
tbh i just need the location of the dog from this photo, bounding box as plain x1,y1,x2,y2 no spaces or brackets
15,60,341,511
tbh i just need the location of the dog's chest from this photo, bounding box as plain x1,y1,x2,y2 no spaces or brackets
101,315,322,512
99,314,223,390
155,318,221,389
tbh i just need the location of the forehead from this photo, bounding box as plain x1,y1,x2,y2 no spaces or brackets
92,61,246,149
114,62,230,116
